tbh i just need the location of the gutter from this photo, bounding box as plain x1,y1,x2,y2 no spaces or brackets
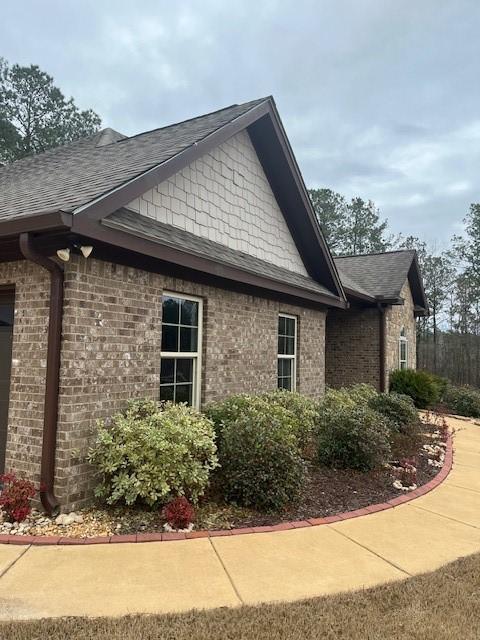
19,232,62,515
377,301,387,393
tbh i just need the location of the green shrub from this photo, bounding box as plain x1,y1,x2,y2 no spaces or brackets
444,385,480,418
207,396,306,511
429,374,449,401
320,384,378,414
316,405,391,471
88,399,218,507
368,392,418,435
389,369,440,408
206,391,319,456
348,383,379,405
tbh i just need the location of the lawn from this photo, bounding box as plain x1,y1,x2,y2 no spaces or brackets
1,553,479,640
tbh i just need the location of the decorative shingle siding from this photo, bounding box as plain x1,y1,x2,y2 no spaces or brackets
126,130,309,276
56,257,325,510
325,307,381,389
0,260,50,485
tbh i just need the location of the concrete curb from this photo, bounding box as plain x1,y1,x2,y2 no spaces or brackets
0,433,453,546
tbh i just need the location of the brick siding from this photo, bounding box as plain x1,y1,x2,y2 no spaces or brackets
325,307,381,389
326,281,417,390
0,260,50,486
15,256,326,510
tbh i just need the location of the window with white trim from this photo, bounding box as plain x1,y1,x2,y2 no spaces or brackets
277,314,297,391
160,293,202,407
399,327,408,370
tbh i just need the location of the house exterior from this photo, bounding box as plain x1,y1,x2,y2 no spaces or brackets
0,97,427,512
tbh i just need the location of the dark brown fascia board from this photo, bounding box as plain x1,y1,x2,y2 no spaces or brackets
342,286,376,304
72,100,272,222
71,215,347,310
0,210,72,238
248,100,346,301
409,253,429,313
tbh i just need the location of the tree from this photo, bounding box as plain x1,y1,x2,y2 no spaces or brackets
309,188,391,255
343,197,390,255
397,235,454,372
308,188,348,253
0,58,101,162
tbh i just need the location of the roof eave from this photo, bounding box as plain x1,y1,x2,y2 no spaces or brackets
72,215,347,310
0,210,72,238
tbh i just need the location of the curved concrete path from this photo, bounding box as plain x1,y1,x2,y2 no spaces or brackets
0,415,479,620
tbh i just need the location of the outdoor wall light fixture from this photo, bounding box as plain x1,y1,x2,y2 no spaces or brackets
56,244,93,262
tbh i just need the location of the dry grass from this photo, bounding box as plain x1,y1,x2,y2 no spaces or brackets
1,553,480,640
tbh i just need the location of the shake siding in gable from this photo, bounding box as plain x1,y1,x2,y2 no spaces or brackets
126,129,309,276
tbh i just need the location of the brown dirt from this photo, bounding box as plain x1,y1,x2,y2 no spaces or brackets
1,553,478,639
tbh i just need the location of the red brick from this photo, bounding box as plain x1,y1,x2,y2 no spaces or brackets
110,534,137,544
83,536,111,544
290,520,311,529
31,536,60,545
162,532,186,541
136,533,163,542
208,530,232,537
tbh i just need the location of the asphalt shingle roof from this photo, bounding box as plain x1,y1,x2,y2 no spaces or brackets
0,98,268,222
334,250,417,300
103,208,335,299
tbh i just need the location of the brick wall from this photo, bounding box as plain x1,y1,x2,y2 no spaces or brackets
385,281,417,381
56,256,326,510
0,260,50,485
127,129,309,276
326,281,417,391
325,307,381,389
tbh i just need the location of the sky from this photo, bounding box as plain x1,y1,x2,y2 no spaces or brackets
2,0,479,245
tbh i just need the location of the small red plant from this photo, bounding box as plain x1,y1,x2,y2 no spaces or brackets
0,473,36,522
163,496,195,530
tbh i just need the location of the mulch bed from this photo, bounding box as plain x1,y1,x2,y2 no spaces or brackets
1,418,447,539
108,421,445,534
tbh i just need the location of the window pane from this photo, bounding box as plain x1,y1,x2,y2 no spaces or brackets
162,325,178,352
160,384,174,402
282,359,292,378
162,296,180,324
278,376,292,391
176,358,193,383
278,315,286,335
160,358,175,384
175,384,193,404
278,335,286,355
285,317,295,337
285,336,295,355
180,300,198,326
180,327,198,352
0,304,14,327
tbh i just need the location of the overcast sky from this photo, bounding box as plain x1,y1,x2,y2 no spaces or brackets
2,1,479,245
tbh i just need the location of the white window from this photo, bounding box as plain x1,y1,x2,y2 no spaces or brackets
399,328,408,370
277,314,297,391
160,293,202,408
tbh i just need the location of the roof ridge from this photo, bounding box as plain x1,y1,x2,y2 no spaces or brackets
334,248,416,259
116,96,271,146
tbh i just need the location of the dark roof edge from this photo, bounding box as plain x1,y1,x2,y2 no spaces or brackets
72,99,273,221
70,214,347,310
0,210,72,237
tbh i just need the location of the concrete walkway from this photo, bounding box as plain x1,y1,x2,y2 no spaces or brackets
0,415,479,620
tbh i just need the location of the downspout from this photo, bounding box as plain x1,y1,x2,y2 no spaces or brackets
377,302,387,393
19,232,62,515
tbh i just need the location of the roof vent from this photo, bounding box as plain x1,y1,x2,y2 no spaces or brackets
95,127,127,147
